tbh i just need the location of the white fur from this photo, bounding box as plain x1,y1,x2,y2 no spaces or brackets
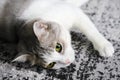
64,0,89,7
19,0,114,69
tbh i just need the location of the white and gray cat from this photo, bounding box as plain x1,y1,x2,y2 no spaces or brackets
0,0,114,69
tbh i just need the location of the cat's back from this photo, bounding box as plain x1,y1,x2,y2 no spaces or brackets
0,0,58,42
0,0,33,42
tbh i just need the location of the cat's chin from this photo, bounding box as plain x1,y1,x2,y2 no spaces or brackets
51,62,72,69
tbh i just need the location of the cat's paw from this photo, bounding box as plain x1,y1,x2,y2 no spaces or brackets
94,41,114,57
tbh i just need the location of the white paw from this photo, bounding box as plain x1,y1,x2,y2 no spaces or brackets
94,41,114,57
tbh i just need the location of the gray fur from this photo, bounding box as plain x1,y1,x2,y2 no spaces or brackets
17,20,61,67
0,0,32,42
0,0,60,68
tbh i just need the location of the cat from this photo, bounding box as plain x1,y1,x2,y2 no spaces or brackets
0,0,114,69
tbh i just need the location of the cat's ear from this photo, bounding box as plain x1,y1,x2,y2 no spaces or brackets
33,20,60,46
33,21,48,41
12,54,36,65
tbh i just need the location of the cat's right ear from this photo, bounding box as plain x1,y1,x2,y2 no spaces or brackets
12,54,37,65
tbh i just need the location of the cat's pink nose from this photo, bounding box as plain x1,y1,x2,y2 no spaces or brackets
65,59,71,64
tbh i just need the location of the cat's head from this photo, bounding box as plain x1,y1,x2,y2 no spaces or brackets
14,20,75,69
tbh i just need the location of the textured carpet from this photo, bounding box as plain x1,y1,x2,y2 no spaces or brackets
0,0,120,80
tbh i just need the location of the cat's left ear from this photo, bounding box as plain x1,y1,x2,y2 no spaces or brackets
33,20,48,41
33,20,60,46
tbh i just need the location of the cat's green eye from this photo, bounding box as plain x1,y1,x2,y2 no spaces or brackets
47,62,56,68
55,43,62,53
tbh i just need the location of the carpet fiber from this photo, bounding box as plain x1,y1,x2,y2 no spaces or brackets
0,0,120,80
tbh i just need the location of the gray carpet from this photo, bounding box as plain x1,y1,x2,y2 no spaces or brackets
0,0,120,80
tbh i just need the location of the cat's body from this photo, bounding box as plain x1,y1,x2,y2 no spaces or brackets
0,0,114,69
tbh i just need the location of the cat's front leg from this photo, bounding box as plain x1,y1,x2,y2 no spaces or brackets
74,9,114,57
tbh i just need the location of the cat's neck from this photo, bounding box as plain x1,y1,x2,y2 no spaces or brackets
19,0,74,30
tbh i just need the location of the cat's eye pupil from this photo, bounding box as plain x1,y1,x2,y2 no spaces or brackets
47,62,56,68
56,43,62,53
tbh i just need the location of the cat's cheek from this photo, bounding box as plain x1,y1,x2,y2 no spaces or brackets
64,47,75,63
